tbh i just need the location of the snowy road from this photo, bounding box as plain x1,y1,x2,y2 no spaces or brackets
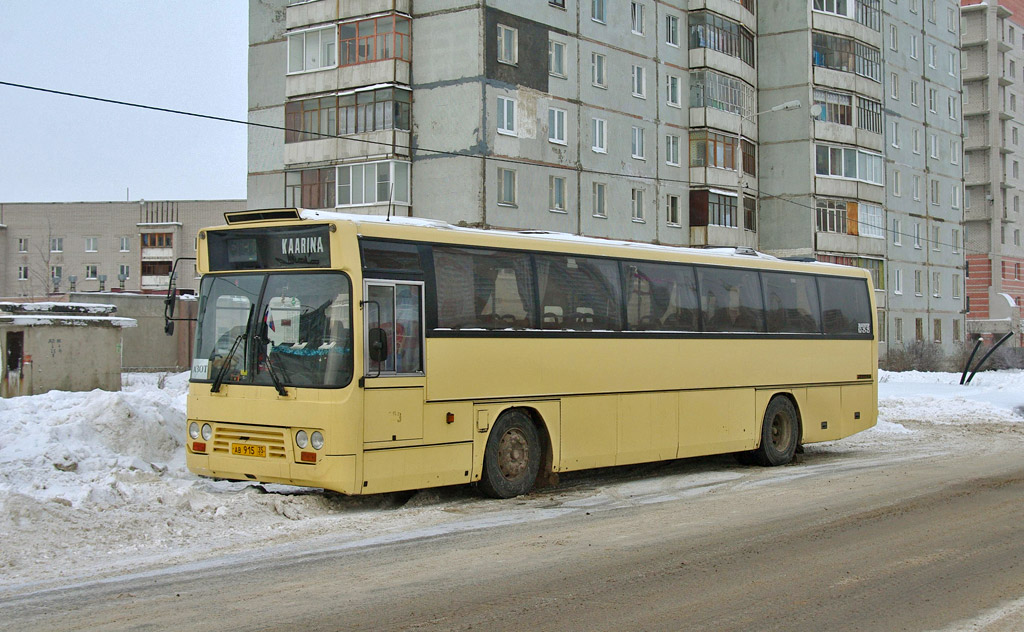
2,371,1024,630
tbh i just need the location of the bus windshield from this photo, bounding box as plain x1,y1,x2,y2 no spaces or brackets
191,272,353,388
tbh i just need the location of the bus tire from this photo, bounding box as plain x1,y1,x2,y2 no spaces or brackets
478,410,541,499
754,396,800,467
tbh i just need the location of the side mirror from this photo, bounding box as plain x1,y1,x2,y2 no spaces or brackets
164,320,175,336
368,327,389,363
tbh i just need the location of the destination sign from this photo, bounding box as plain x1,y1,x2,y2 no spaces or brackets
207,225,332,271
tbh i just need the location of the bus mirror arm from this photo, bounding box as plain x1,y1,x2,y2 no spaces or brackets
163,257,198,336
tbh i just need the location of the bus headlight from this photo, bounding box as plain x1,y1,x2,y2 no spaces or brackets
189,422,200,440
295,430,308,449
201,423,213,441
311,431,324,450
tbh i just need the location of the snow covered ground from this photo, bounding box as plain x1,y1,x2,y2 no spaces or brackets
1,370,1022,592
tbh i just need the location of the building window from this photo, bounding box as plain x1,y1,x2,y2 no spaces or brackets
952,228,960,253
951,140,960,164
741,139,756,176
895,317,903,342
707,192,737,227
953,319,961,343
948,51,957,76
287,26,336,73
928,88,937,112
17,266,28,281
631,2,645,35
85,237,98,252
891,120,900,147
497,24,518,65
666,134,681,166
816,199,848,234
119,264,130,279
931,271,941,298
592,0,606,23
339,15,411,67
666,75,681,107
666,194,681,226
141,262,171,277
813,88,853,125
812,31,881,82
814,144,883,184
914,223,922,248
689,12,755,67
893,170,902,196
549,176,566,212
666,14,680,46
910,81,919,105
591,52,606,88
893,218,902,245
889,24,898,51
953,274,961,299
550,0,565,7
17,238,27,253
933,318,942,343
894,269,903,295
286,168,335,208
890,72,899,99
119,236,130,252
691,130,738,170
859,203,885,238
632,65,646,98
497,168,516,206
952,184,961,209
928,43,936,68
690,70,755,119
856,97,882,134
50,237,63,253
593,182,607,217
910,34,919,59
929,178,940,205
285,89,411,142
141,233,173,247
592,118,607,153
337,161,410,207
912,129,921,154
497,96,516,135
631,126,646,159
631,188,645,222
51,266,63,282
744,196,757,232
947,95,957,119
84,264,98,280
913,175,922,200
914,269,923,296
549,40,566,77
548,107,567,144
813,0,853,19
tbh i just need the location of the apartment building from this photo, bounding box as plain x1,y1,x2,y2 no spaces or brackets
961,0,1024,346
0,200,243,297
248,0,967,356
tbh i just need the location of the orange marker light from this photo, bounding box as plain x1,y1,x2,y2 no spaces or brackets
446,412,455,424
193,442,206,453
300,451,317,463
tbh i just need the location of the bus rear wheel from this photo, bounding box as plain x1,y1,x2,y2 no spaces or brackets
478,410,541,499
753,396,800,466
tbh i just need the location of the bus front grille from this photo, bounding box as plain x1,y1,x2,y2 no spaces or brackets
212,426,288,459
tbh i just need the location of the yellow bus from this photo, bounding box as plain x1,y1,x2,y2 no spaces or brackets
175,208,876,498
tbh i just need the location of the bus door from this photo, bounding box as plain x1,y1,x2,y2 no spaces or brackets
362,280,425,443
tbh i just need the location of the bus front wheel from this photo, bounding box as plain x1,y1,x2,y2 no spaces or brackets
753,397,800,466
478,410,541,499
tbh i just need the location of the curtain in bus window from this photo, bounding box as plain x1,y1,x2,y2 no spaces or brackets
818,276,872,335
536,255,622,331
624,262,699,331
761,272,822,334
433,247,536,329
697,267,765,333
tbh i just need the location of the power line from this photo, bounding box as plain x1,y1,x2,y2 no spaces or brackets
0,79,980,257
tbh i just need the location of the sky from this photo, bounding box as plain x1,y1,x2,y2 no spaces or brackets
0,1,248,203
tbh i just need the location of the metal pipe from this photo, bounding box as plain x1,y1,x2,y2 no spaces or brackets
965,332,1015,385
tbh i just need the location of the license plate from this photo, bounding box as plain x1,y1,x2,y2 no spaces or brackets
231,443,266,458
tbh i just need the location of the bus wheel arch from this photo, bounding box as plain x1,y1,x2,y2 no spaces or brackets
753,394,802,467
477,407,546,498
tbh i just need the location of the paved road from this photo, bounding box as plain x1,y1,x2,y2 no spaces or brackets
4,445,1024,631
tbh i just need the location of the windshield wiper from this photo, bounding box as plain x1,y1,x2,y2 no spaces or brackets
211,305,254,393
255,308,288,397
